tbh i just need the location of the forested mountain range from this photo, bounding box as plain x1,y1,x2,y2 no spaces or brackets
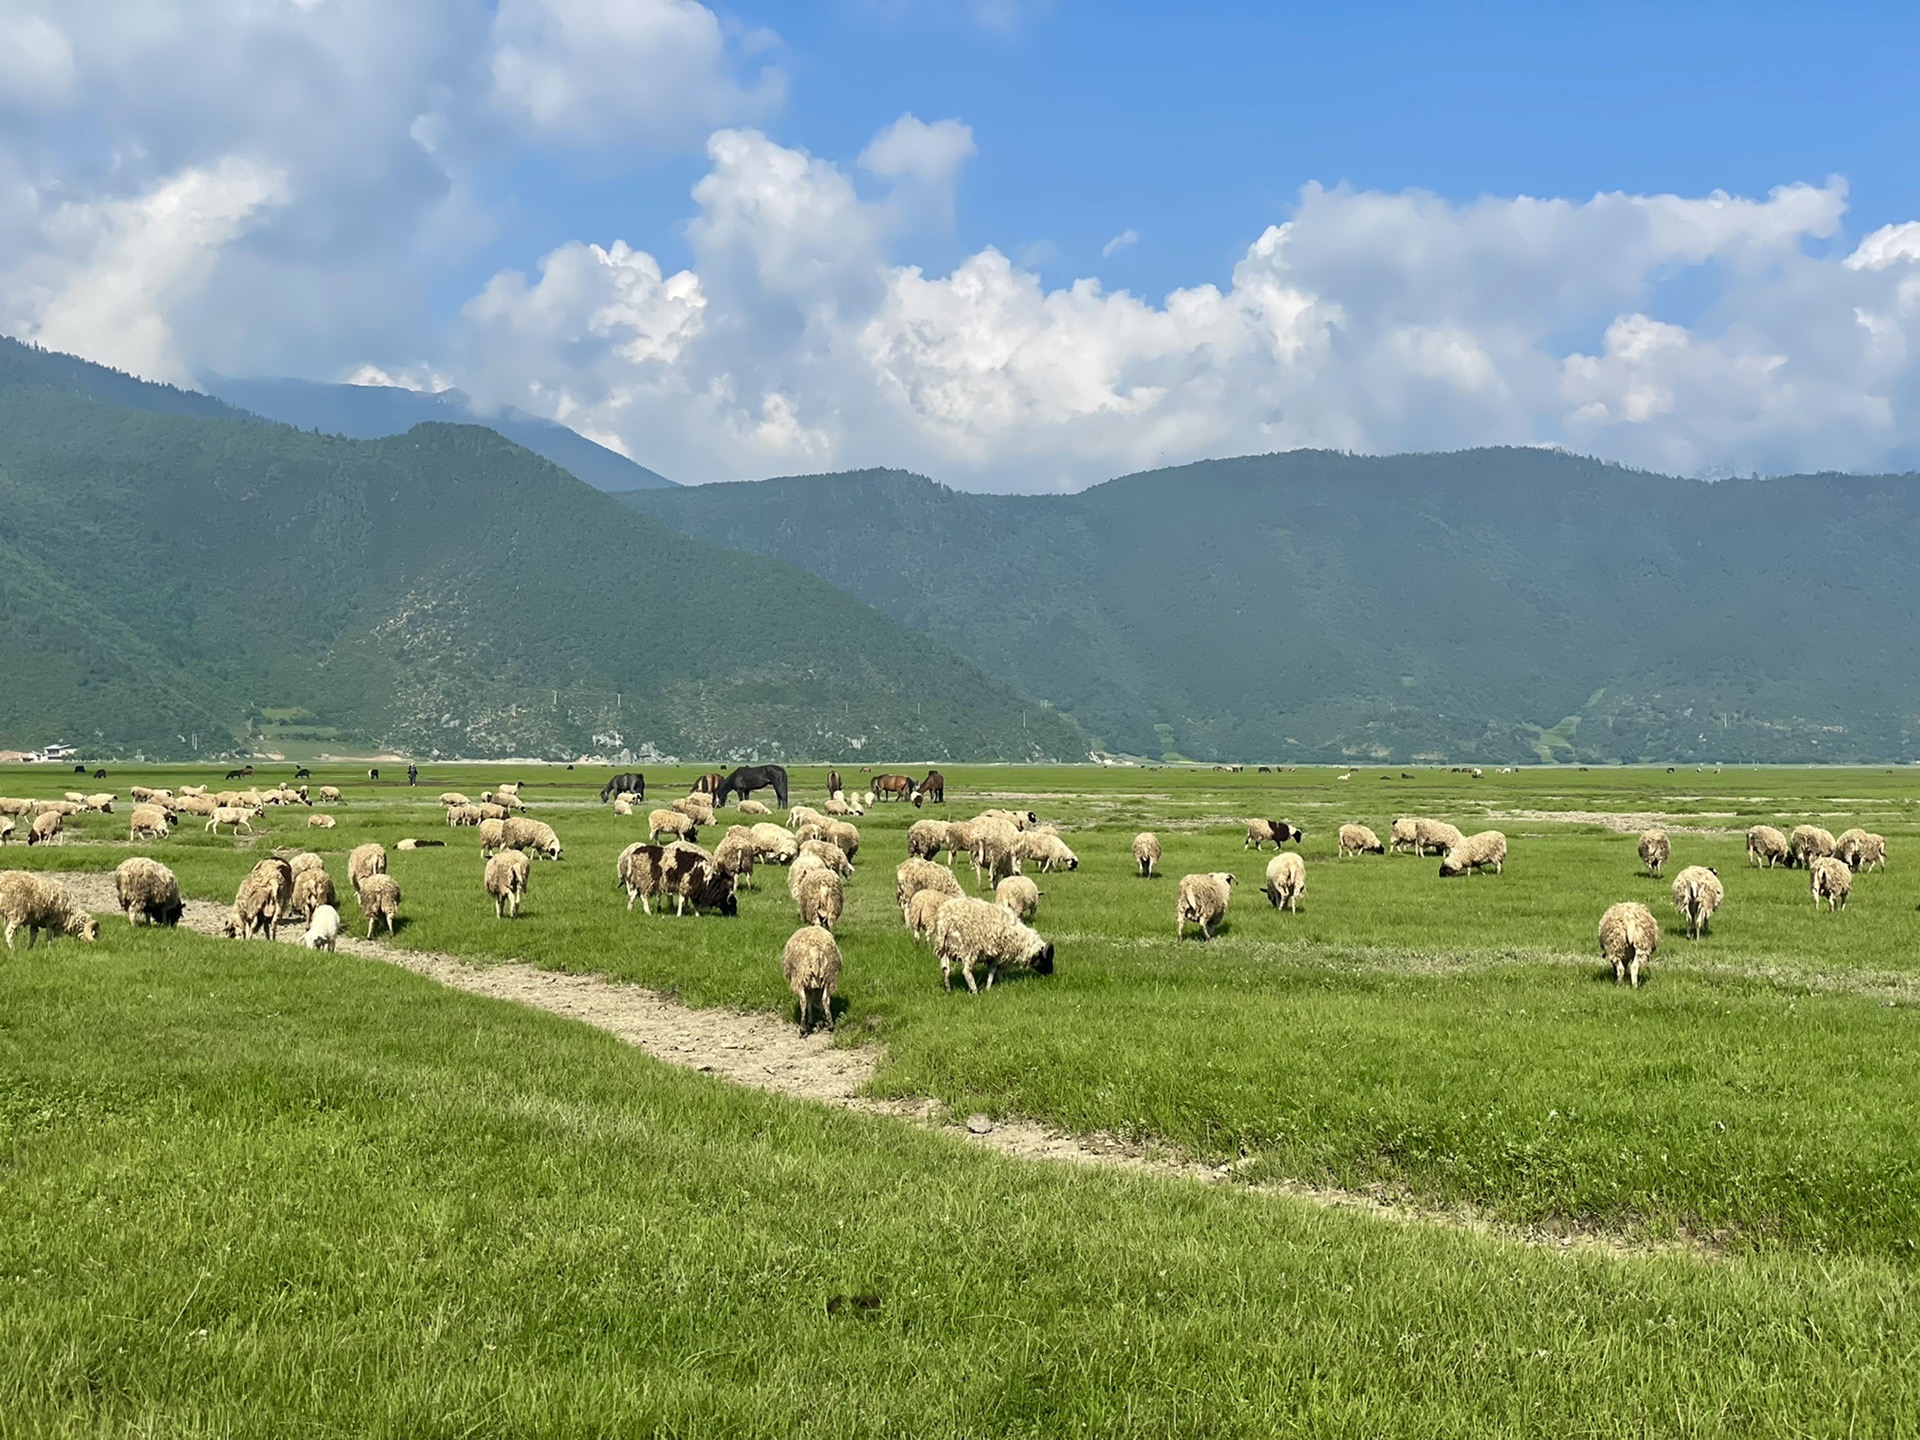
627,451,1920,764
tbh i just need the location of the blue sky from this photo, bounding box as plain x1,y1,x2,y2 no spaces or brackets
4,1,1920,489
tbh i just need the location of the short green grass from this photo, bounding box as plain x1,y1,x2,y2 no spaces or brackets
6,926,1920,1435
3,761,1916,1261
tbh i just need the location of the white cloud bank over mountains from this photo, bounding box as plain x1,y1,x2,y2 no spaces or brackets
3,1,1920,489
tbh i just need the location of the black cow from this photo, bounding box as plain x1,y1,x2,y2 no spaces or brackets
600,772,646,804
715,764,789,808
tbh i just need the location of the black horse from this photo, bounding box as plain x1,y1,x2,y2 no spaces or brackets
600,772,646,804
715,764,789,808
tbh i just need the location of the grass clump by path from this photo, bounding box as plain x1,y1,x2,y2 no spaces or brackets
5,928,1920,1436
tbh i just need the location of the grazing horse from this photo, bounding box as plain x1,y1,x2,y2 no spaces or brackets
915,770,945,806
715,764,789,809
599,772,646,804
872,774,916,803
826,770,843,797
693,772,726,798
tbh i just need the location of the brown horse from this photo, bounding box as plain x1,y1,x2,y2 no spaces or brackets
693,772,725,798
872,773,916,803
826,770,843,797
914,770,945,806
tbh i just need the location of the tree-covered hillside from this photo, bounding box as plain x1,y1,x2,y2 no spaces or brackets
0,362,1084,761
627,452,1920,764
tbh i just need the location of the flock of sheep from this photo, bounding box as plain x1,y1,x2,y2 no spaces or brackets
0,775,1896,1033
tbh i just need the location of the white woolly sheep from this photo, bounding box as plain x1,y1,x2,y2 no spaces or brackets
302,904,340,952
228,860,290,940
995,874,1041,922
1670,864,1724,940
477,818,507,855
1262,851,1306,912
823,795,862,817
1132,831,1162,877
206,806,254,836
289,867,336,922
1809,856,1851,913
1338,823,1384,857
649,809,698,844
355,872,403,936
612,793,637,817
781,926,842,1036
113,857,183,927
347,843,388,892
825,820,860,859
1746,825,1790,868
933,896,1055,995
1788,825,1837,868
673,795,716,826
0,797,36,817
128,804,172,841
796,867,844,931
486,848,531,919
749,823,800,864
439,792,471,807
1637,829,1671,877
173,794,217,818
318,786,342,803
0,871,99,949
308,814,336,829
907,887,956,943
737,799,771,816
789,805,826,830
289,852,325,877
500,817,563,860
28,811,64,846
84,793,115,813
968,819,1022,890
1599,901,1660,987
798,838,853,879
1836,828,1887,873
1438,830,1507,878
1016,831,1078,873
1414,818,1465,857
896,857,964,919
713,827,758,889
445,804,481,827
1176,872,1236,940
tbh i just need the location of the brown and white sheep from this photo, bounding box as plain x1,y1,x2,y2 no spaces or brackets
1598,901,1659,987
1244,819,1303,850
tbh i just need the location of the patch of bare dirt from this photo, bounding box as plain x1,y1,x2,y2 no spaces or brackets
1488,808,1740,836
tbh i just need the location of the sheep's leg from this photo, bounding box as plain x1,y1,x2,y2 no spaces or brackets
385,913,395,936
941,957,954,991
963,961,980,995
367,917,377,939
821,990,836,1032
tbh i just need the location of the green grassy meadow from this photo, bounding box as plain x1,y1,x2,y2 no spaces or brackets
3,760,1918,1433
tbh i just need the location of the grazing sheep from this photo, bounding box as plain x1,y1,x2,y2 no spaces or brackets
612,793,637,817
347,843,388,892
0,797,36,817
1670,865,1724,940
289,852,326,877
302,904,340,952
1132,831,1162,878
173,794,217,818
288,867,336,922
500,818,563,861
228,861,290,940
976,808,1038,832
1810,856,1852,913
486,848,531,919
737,799,771,816
823,794,863,817
673,795,716,827
995,874,1041,922
713,827,758,890
1413,818,1465,857
933,897,1055,995
355,873,402,936
439,792,471,807
789,806,826,830
445,804,481,827
1438,831,1508,878
796,867,844,931
1244,819,1304,850
1836,828,1888,873
1637,829,1671,877
39,800,84,818
1176,872,1236,940
477,818,507,856
788,851,831,901
1338,823,1385,857
896,857,965,919
616,842,668,914
1262,851,1306,912
206,805,254,836
781,926,843,1037
319,786,342,803
308,814,336,829
799,838,854,877
907,887,956,943
28,811,63,846
968,825,1021,892
1788,825,1837,869
1016,831,1079,873
128,804,172,841
0,871,99,950
749,823,801,864
664,849,738,918
0,819,11,845
649,809,698,844
1746,824,1790,868
113,857,183,927
825,820,861,859
178,785,207,797
1599,901,1660,987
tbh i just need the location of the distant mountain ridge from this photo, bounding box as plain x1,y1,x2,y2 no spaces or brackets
0,343,1081,760
626,451,1920,764
205,375,675,492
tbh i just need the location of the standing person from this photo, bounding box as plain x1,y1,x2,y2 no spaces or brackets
407,761,419,787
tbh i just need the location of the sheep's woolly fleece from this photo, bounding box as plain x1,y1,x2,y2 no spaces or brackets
34,872,1719,1259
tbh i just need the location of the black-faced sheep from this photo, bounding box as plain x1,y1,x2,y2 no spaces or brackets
113,857,183,927
1599,901,1659,986
933,896,1054,995
26,811,62,847
1746,824,1789,868
1338,823,1384,857
1438,831,1507,877
1244,819,1304,850
0,871,99,949
500,818,563,861
486,849,531,919
1262,852,1306,912
1131,832,1161,878
128,804,172,842
1176,872,1235,940
1638,829,1670,877
1670,865,1723,940
1836,829,1887,873
781,926,842,1036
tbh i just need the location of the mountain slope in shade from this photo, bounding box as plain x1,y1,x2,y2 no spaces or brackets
625,452,1920,764
0,348,1081,761
205,375,675,491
